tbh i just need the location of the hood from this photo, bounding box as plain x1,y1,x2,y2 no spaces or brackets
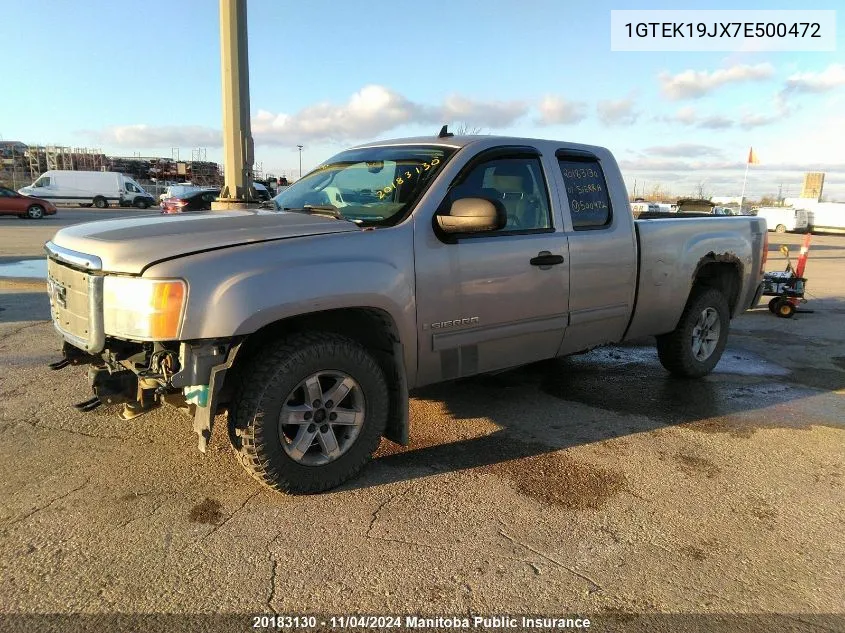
48,210,361,274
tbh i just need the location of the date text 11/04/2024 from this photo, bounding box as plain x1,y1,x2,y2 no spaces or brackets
251,615,592,629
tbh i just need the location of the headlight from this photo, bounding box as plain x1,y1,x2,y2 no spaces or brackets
103,277,187,340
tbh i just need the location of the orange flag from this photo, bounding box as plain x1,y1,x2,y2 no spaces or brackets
747,147,760,164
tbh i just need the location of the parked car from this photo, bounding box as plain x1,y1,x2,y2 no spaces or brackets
45,133,767,494
752,206,809,233
160,189,219,214
0,185,57,219
159,184,203,203
18,170,152,208
253,182,271,201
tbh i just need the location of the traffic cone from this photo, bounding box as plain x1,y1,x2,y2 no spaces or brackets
795,233,812,278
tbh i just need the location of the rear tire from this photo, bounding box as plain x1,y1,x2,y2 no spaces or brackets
775,300,795,319
656,287,729,378
229,333,389,494
775,224,787,233
26,204,44,219
93,197,108,209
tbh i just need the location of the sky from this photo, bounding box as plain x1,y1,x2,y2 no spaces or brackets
2,0,843,200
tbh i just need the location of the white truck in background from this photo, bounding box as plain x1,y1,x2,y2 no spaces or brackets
792,201,845,234
19,170,156,209
753,206,809,233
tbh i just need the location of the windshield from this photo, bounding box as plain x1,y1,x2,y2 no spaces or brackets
271,145,456,226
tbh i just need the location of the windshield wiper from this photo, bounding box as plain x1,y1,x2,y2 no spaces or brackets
282,205,351,221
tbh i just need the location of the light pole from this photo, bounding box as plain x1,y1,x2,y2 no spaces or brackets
213,0,255,209
297,145,303,180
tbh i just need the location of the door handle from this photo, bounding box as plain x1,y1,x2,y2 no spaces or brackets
530,251,564,266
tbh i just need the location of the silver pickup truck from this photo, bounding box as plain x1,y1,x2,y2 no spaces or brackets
45,134,767,493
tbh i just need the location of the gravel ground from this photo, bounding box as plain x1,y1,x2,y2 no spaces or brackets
0,213,842,629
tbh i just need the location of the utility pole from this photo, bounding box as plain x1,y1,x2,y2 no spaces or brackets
212,0,256,210
297,145,303,179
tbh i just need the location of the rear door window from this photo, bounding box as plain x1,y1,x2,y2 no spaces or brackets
557,154,612,230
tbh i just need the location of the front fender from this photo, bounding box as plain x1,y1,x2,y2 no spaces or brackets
143,226,418,373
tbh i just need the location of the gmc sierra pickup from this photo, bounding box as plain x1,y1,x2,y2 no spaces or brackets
44,133,767,493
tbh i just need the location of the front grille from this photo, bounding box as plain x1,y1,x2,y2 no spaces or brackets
47,258,105,352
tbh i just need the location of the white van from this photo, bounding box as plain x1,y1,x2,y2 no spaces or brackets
753,206,809,233
793,201,845,234
18,170,156,209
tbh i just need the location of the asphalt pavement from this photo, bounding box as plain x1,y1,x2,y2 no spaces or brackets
0,209,842,625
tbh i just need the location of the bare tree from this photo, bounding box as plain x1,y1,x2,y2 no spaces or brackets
647,183,665,202
692,180,711,200
453,122,484,135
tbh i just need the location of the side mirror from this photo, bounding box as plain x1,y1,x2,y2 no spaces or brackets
436,197,506,234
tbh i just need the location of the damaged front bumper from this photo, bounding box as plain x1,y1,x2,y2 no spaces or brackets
50,338,242,452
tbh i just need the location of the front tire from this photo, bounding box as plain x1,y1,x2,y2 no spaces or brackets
230,333,389,494
26,204,44,219
656,287,729,378
134,198,150,209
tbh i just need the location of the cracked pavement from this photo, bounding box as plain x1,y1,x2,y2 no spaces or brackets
0,215,843,617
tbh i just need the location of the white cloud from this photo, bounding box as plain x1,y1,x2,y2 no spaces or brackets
438,95,528,128
252,85,422,144
89,85,529,148
596,97,638,126
536,96,588,126
645,144,724,158
783,63,845,94
662,107,734,129
658,63,775,100
93,124,222,148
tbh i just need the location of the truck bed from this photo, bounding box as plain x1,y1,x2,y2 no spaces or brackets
624,215,767,341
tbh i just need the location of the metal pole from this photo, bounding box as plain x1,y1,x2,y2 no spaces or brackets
740,161,750,210
297,145,303,179
213,0,255,209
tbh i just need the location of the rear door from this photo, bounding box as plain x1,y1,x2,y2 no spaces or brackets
551,149,637,355
414,145,570,385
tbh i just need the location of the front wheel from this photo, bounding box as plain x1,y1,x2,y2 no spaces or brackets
134,198,150,209
656,288,729,378
26,204,45,219
230,333,389,494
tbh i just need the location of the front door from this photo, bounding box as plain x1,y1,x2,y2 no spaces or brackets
414,148,570,386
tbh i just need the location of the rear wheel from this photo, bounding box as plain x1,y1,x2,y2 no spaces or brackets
657,287,729,378
775,224,787,233
26,204,44,219
775,299,795,319
229,333,389,494
93,197,108,209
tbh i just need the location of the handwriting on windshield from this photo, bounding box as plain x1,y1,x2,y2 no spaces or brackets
376,158,441,200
